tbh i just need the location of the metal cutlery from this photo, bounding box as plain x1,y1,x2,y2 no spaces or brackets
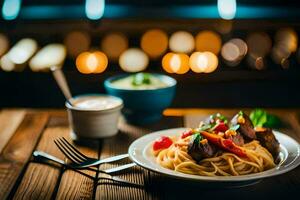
54,137,129,168
33,151,136,173
33,151,141,187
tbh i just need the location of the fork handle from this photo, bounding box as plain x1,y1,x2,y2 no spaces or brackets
95,153,129,165
104,163,137,173
33,151,65,165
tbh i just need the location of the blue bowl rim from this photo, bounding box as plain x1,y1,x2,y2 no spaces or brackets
104,73,177,92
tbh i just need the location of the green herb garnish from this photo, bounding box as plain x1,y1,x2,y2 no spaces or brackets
210,113,228,124
198,124,213,131
193,133,203,144
250,108,282,128
131,73,151,86
250,109,267,127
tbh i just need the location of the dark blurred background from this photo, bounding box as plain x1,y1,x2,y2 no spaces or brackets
0,0,300,108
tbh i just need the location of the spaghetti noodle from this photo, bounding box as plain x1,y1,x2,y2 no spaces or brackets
154,135,276,176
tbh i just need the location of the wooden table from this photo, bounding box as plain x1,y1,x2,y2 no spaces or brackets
1,108,300,199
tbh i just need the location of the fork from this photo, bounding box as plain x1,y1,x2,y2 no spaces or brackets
54,137,129,168
33,151,142,187
33,151,136,173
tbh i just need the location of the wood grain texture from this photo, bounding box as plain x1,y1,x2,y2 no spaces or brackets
55,135,99,199
13,124,69,200
1,109,300,200
0,113,48,199
0,109,26,153
96,116,183,200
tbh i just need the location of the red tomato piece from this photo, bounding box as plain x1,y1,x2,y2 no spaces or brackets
153,136,173,151
213,122,228,132
181,130,193,139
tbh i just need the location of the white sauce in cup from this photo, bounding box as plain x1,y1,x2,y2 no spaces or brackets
71,95,123,111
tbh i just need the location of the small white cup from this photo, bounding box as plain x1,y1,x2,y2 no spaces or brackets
66,94,123,138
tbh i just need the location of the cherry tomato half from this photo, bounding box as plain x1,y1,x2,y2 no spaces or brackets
153,136,173,151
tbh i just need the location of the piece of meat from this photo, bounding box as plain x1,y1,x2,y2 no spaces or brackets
230,132,245,146
231,113,256,140
188,134,217,162
255,128,281,164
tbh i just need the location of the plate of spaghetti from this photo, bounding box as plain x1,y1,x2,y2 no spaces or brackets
129,111,300,183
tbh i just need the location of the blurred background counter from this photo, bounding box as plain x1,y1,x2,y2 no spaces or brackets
0,0,300,108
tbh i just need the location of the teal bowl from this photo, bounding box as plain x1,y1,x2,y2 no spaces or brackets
104,73,177,125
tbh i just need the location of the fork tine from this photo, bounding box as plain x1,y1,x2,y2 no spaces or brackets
60,137,88,159
57,138,89,163
54,139,83,164
56,138,87,163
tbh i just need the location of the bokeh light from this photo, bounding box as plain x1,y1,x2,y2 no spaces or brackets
221,38,247,66
162,52,175,73
189,52,218,73
0,33,9,57
246,32,272,58
119,48,149,72
281,58,290,69
162,53,190,74
76,51,108,74
1,38,37,72
247,55,265,70
8,38,38,65
217,0,236,20
275,28,298,53
141,29,168,59
101,32,128,61
195,31,222,55
271,45,290,64
221,42,240,62
85,0,105,20
0,54,14,71
215,20,233,34
169,31,195,53
64,31,91,58
29,44,66,72
2,0,21,20
272,28,298,65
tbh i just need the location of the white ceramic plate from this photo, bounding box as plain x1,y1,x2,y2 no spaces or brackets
129,128,300,184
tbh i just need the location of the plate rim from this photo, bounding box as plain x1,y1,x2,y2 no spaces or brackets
128,127,300,182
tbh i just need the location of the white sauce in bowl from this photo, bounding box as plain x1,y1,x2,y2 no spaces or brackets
110,75,168,90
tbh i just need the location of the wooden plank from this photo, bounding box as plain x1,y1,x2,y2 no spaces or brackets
0,109,26,153
0,113,48,199
96,116,183,200
13,123,69,200
55,132,99,199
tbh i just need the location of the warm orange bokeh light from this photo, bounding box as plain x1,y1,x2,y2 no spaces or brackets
195,31,222,55
162,53,190,74
174,54,190,74
101,32,128,61
141,29,168,59
64,31,91,58
162,52,175,73
93,51,108,73
76,51,108,74
275,28,298,53
189,51,218,73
